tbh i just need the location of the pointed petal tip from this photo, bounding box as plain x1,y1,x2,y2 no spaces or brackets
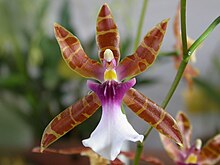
53,22,60,28
40,134,47,153
124,78,136,90
40,146,45,153
136,134,144,143
103,3,109,6
160,18,170,31
129,78,136,87
163,18,170,23
177,141,184,148
53,23,69,38
99,3,111,17
87,80,99,92
102,3,110,10
53,23,59,33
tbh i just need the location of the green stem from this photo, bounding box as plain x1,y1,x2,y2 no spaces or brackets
133,0,148,50
159,50,179,57
133,142,144,165
188,16,220,55
181,0,188,59
133,1,148,164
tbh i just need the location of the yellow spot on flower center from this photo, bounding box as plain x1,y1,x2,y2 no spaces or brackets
185,139,202,164
185,154,197,164
104,69,117,81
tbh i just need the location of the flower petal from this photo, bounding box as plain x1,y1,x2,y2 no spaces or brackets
83,78,143,160
198,134,220,165
160,134,182,162
117,19,169,81
96,3,120,64
123,88,183,145
40,92,101,152
82,103,143,160
176,112,192,150
54,23,104,81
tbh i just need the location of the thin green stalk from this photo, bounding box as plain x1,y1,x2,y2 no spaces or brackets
133,1,149,164
133,0,148,50
181,0,188,59
188,16,220,55
159,51,179,57
133,142,144,165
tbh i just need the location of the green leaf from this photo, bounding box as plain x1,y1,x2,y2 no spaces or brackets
0,74,26,89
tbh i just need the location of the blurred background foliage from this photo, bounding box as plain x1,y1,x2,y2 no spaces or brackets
0,0,92,150
184,55,220,114
0,0,219,164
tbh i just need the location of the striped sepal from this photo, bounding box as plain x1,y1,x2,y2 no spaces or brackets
176,112,192,150
40,92,101,152
123,88,183,145
54,23,104,81
198,134,220,165
96,3,120,64
117,19,169,81
160,134,181,162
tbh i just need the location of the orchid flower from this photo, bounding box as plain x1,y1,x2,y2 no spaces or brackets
173,5,200,90
160,112,220,165
40,3,183,160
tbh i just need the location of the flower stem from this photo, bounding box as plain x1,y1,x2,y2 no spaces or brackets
180,0,188,59
133,0,148,51
188,16,220,55
159,51,179,57
133,1,149,163
133,142,144,165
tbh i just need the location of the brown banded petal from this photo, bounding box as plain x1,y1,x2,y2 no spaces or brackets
198,134,220,165
96,3,120,64
40,92,101,152
160,134,181,162
176,111,192,150
54,23,104,81
123,88,183,145
117,19,169,81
